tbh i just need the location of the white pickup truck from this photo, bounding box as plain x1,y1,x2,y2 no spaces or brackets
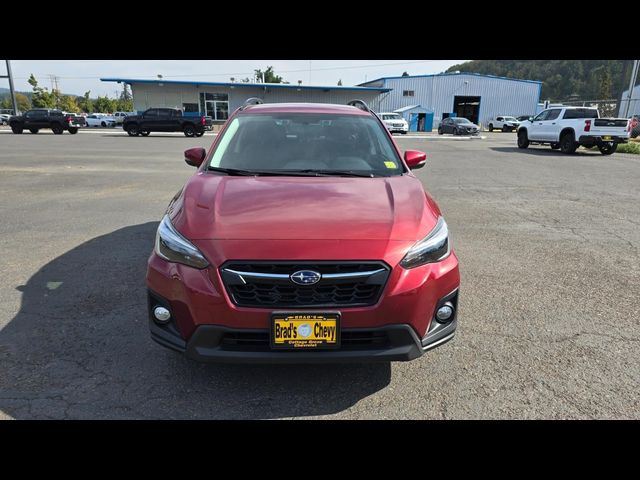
517,106,631,155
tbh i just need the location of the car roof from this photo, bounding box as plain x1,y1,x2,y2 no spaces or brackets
239,102,371,116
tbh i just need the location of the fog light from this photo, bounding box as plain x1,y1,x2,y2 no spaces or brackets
436,304,454,323
153,306,171,324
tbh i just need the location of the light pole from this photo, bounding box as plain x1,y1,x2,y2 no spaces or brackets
622,59,639,118
1,60,19,114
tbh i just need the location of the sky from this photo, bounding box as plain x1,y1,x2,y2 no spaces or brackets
4,60,468,97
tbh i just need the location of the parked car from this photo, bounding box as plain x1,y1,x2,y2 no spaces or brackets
438,117,480,135
146,99,460,363
113,111,136,125
517,106,630,155
488,116,520,132
85,114,116,128
630,115,639,139
9,108,85,134
379,112,409,134
123,108,213,137
0,114,10,125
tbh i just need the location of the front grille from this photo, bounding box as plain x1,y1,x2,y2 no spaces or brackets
220,261,390,308
220,330,390,351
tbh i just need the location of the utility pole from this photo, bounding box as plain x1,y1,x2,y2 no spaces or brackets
622,59,639,118
1,60,19,114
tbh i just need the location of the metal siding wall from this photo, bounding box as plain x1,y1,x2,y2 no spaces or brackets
131,83,383,114
377,75,540,127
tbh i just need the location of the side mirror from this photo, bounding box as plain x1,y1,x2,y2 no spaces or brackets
528,117,534,122
184,147,206,167
404,150,427,170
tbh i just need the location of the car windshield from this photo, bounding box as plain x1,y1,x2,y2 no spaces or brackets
207,113,405,177
453,118,472,124
382,114,401,120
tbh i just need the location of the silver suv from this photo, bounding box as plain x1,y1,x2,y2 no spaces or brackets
379,112,409,134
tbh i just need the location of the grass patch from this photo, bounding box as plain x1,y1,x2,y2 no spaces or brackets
617,142,640,154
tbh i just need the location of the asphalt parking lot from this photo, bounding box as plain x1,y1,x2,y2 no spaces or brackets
0,129,638,419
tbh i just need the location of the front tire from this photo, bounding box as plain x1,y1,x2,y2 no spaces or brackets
101,121,107,127
502,125,509,132
126,125,139,136
194,131,204,137
183,124,196,137
140,130,150,136
489,123,494,132
453,128,459,136
560,132,578,154
598,142,617,155
51,124,63,135
517,129,529,149
11,126,23,134
68,127,78,134
29,128,39,134
438,127,443,135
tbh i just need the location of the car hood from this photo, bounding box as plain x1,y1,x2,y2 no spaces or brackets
169,173,440,242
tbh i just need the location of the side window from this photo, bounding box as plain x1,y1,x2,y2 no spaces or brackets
145,109,158,117
533,110,549,122
546,109,561,121
497,117,503,122
24,111,35,119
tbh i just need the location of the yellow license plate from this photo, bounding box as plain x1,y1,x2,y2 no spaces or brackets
271,313,340,349
602,136,612,140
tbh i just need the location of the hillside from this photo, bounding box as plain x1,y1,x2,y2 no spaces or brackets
445,60,633,102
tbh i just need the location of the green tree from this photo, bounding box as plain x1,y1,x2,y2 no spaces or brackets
116,98,134,112
58,95,80,113
1,93,31,113
78,91,93,113
120,83,132,102
28,74,56,108
254,66,283,83
402,71,409,77
93,95,116,113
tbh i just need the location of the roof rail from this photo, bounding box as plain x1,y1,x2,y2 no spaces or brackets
347,99,370,112
241,97,264,109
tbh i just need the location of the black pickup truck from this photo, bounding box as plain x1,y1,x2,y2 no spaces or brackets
9,109,86,134
122,108,213,137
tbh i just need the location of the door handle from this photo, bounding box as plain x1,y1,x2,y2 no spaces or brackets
551,122,556,125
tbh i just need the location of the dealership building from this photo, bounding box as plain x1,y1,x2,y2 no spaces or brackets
100,77,389,123
101,72,542,130
360,72,542,130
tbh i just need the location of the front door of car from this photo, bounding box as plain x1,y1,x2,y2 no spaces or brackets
527,110,549,141
442,118,452,133
538,109,562,141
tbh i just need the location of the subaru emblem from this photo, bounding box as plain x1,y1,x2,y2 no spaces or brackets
290,270,321,285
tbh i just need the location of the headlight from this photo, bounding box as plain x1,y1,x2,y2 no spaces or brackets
400,216,450,268
155,215,209,269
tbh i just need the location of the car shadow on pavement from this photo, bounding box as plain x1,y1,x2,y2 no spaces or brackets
0,223,390,419
490,146,600,156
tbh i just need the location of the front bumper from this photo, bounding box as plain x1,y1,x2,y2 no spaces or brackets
146,247,460,363
150,310,457,363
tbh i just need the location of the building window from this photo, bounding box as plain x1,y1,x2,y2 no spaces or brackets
199,92,229,121
403,90,415,97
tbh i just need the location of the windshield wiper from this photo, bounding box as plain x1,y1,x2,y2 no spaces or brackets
208,167,315,177
292,169,375,178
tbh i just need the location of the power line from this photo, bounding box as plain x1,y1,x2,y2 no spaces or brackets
11,60,447,80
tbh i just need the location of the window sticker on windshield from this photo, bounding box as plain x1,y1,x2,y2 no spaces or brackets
384,161,396,169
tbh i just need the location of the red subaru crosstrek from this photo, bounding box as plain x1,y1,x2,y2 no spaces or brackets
147,100,460,362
